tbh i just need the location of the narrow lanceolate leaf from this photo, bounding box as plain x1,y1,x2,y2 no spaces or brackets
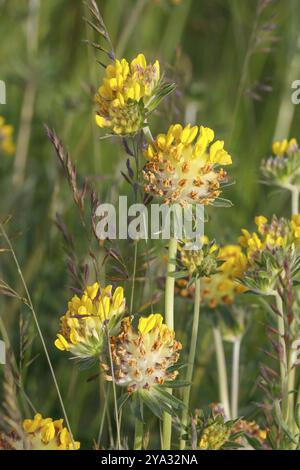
146,82,176,113
140,391,163,419
161,380,191,389
168,270,188,279
154,388,186,411
117,393,130,411
273,400,297,444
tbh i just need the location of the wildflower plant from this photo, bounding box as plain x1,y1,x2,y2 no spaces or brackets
54,282,126,361
4,0,296,453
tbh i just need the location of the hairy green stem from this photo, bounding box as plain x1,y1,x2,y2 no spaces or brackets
291,187,300,215
179,278,201,450
231,337,241,419
213,327,231,419
130,241,138,315
274,292,288,418
162,236,177,450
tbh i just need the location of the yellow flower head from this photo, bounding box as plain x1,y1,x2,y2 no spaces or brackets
22,414,80,450
218,244,248,277
199,422,231,450
102,313,182,393
0,116,15,155
143,124,232,206
238,215,296,261
95,54,160,135
179,236,219,277
55,282,126,360
201,244,248,308
272,138,298,157
261,137,300,188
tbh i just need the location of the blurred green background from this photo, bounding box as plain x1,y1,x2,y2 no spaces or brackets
1,0,300,449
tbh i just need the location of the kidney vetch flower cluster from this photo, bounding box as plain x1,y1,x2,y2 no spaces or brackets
55,282,126,360
101,313,182,394
143,124,232,207
95,53,160,135
261,138,300,190
238,215,300,293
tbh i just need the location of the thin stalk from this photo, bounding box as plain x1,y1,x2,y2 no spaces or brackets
99,286,121,450
130,241,138,315
97,378,109,447
162,236,177,450
134,416,143,450
106,329,122,449
287,351,297,431
291,187,300,215
0,222,75,446
274,292,288,417
231,337,241,419
289,186,299,429
179,278,201,450
213,327,231,419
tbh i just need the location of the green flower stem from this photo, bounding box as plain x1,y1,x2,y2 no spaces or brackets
213,327,231,419
274,292,288,417
291,186,300,215
134,416,143,450
231,337,241,419
179,278,201,450
162,236,177,450
130,241,138,314
287,351,297,431
291,187,299,429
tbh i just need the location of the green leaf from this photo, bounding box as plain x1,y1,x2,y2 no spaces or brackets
161,380,191,388
131,394,144,422
274,399,297,444
168,270,188,279
117,392,130,411
243,434,264,450
140,390,163,419
146,82,176,113
154,387,185,411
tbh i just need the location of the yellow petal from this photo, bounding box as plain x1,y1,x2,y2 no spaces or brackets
138,313,163,335
95,115,109,128
113,286,124,309
54,334,70,351
23,414,42,433
41,422,55,444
